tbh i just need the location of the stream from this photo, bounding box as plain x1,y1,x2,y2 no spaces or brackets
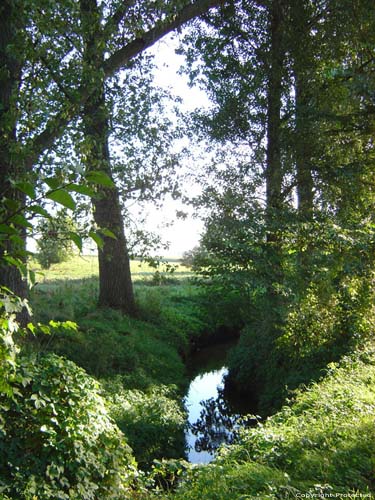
184,339,246,464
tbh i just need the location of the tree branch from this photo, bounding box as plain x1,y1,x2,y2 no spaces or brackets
103,0,225,76
26,0,225,169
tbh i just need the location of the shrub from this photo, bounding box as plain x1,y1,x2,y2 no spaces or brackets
35,211,75,270
0,353,137,499
104,380,187,468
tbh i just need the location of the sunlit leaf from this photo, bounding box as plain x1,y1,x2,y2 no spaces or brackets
89,230,104,249
100,228,117,239
86,171,114,187
68,231,83,252
46,190,76,210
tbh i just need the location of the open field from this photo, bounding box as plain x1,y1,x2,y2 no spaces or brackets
29,255,192,283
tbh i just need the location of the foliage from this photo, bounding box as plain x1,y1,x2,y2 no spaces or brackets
0,353,137,500
180,246,210,269
178,0,375,421
103,380,187,469
161,343,375,499
0,290,30,396
35,210,76,269
226,215,375,413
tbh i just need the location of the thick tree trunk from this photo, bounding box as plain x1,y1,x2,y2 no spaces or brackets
0,1,29,323
265,0,285,300
291,0,315,282
80,0,137,316
292,0,314,217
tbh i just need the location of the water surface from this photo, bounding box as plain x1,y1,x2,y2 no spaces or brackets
185,367,229,463
184,340,239,463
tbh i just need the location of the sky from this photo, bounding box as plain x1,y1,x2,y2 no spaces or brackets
29,33,210,258
138,34,210,257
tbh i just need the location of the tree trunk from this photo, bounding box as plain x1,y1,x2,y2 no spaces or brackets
264,0,285,303
291,0,315,282
292,0,314,217
266,0,284,232
0,1,29,323
295,75,314,216
80,0,137,316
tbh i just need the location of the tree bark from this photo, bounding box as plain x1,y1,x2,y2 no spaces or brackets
265,0,285,297
291,0,315,282
265,0,284,229
0,1,29,322
292,0,314,217
80,0,137,316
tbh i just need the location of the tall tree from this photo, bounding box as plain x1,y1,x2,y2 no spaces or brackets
0,1,27,300
80,0,136,314
0,0,225,314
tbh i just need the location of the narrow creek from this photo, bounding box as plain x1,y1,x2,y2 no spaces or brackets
184,339,246,464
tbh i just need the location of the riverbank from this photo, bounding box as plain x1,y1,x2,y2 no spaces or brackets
160,341,375,499
28,267,240,469
7,258,374,498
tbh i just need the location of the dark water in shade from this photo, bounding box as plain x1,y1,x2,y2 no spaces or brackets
184,340,242,464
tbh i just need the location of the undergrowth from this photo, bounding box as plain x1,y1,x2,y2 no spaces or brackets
159,342,375,499
28,276,221,470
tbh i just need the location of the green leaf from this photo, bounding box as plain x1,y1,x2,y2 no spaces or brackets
46,190,76,210
3,256,27,276
4,198,20,211
66,184,96,197
27,323,36,335
0,224,17,234
86,171,114,187
68,231,83,252
15,181,36,199
9,214,33,228
10,234,26,247
44,177,61,190
100,228,117,239
89,230,104,249
29,205,51,218
29,269,36,285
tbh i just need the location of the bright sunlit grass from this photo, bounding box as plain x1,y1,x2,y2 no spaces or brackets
29,255,192,282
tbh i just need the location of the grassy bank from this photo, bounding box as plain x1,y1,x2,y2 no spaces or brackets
160,342,375,499
12,256,375,498
27,257,218,470
29,255,192,283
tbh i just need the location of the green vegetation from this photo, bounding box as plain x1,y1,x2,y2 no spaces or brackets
1,0,375,498
161,343,375,499
26,260,217,474
21,258,375,499
0,353,136,500
30,255,192,283
35,210,76,269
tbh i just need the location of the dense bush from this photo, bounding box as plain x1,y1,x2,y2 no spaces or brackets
0,354,137,500
104,379,187,468
228,266,375,415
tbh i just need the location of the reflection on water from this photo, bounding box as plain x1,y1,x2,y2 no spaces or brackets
190,385,240,454
184,339,257,463
185,368,227,463
185,362,245,463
